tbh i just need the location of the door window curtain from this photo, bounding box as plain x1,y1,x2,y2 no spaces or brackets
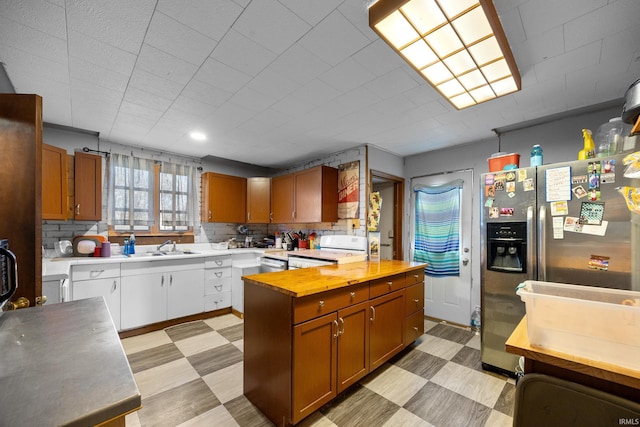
159,161,197,230
107,153,156,229
413,179,463,277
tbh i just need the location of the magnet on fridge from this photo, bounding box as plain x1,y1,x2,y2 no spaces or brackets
517,169,527,182
489,207,499,218
508,192,516,198
485,198,494,208
494,180,505,191
506,181,516,192
572,186,587,198
485,175,495,185
572,175,587,185
499,207,515,216
486,185,495,197
523,178,535,191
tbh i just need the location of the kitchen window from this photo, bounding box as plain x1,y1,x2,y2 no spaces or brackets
107,153,197,235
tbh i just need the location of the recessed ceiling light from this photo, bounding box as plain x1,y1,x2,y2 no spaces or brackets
190,131,207,141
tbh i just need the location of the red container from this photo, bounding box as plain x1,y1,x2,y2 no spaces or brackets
488,153,520,172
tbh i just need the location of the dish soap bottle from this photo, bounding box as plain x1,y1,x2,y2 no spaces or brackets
578,129,596,160
530,144,543,166
129,234,135,255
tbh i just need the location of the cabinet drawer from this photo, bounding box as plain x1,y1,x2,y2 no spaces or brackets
370,273,406,299
405,282,424,315
294,283,369,324
205,277,231,295
404,310,424,344
205,292,231,311
406,269,424,286
72,263,120,281
205,267,231,281
205,256,232,269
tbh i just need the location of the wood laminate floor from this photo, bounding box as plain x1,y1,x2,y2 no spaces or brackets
122,314,515,427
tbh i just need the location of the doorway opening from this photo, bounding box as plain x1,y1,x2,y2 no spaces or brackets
369,170,404,260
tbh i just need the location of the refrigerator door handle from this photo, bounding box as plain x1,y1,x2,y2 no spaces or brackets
527,206,535,280
538,205,547,281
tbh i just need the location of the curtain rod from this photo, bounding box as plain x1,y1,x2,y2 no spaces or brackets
82,147,110,157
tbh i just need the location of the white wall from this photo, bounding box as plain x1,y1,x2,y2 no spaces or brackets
369,145,404,178
403,103,625,310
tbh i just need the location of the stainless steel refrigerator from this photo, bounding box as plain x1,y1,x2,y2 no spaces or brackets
479,153,636,375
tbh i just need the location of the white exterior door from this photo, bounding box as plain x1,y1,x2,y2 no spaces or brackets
411,170,473,326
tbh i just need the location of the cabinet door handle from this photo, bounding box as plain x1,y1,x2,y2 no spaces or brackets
208,210,212,220
215,260,223,266
112,280,117,292
270,212,273,221
247,212,251,221
339,317,345,335
414,298,420,306
170,274,173,285
161,275,164,286
318,300,324,308
90,269,105,279
333,320,339,338
292,211,295,219
75,204,80,215
370,306,376,321
350,292,355,299
387,281,393,289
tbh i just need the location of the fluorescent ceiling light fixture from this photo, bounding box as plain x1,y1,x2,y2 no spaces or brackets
369,0,520,109
189,131,207,141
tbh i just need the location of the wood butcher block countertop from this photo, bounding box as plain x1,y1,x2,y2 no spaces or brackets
243,260,426,297
506,316,640,392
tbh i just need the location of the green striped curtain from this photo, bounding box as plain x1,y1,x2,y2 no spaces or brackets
413,180,462,277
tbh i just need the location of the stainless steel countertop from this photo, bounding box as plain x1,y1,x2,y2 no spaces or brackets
0,298,141,426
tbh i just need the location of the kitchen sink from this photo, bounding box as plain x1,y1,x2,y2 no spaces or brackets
149,251,200,256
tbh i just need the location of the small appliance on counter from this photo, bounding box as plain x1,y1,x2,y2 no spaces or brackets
54,240,72,257
0,239,18,312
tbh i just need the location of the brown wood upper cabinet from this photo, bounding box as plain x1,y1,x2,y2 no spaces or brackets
271,165,338,224
246,177,271,223
42,144,68,220
201,172,247,223
74,151,102,221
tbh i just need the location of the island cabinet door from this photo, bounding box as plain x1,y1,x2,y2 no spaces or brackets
292,312,338,424
369,290,405,371
337,301,370,393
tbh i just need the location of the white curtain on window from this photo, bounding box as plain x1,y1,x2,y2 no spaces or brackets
159,161,198,228
107,153,156,227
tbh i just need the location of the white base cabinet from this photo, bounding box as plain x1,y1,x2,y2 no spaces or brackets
121,258,204,330
71,264,121,330
204,256,232,311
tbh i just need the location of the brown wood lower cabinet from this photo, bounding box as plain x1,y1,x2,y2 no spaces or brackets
244,265,425,426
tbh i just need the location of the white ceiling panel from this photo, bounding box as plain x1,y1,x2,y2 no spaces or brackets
1,0,639,169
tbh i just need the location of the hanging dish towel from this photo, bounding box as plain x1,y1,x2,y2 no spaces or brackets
413,180,462,277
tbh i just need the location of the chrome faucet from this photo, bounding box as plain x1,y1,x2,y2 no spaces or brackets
157,240,172,251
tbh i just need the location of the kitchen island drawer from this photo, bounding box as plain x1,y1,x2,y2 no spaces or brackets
293,282,369,324
71,263,120,281
405,282,424,315
370,273,406,298
405,310,424,344
406,269,424,286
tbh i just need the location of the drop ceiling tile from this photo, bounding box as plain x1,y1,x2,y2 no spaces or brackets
171,94,219,119
181,79,233,108
510,27,564,71
122,86,174,112
233,0,310,55
352,39,406,77
144,12,216,66
289,79,341,106
135,43,199,85
66,0,156,54
128,68,185,100
70,78,124,105
210,29,277,77
68,30,137,75
298,10,371,66
278,0,342,26
194,57,252,93
267,44,332,86
319,57,376,93
142,124,188,147
228,86,274,112
0,0,66,39
246,67,300,100
519,0,606,38
338,0,380,42
160,107,202,129
69,56,129,92
0,43,69,87
601,27,640,68
564,0,640,51
271,93,317,116
534,40,601,82
111,113,156,134
157,0,243,42
118,101,165,122
0,16,67,65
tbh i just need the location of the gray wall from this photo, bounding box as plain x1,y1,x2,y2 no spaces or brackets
403,102,626,310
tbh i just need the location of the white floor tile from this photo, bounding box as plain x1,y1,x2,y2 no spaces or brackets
121,330,172,354
124,410,141,427
430,362,506,408
466,332,481,350
174,331,230,357
361,363,428,406
204,313,243,330
134,358,200,398
202,361,243,404
232,338,244,353
414,334,464,360
382,408,435,427
484,409,513,427
177,405,240,427
297,411,339,427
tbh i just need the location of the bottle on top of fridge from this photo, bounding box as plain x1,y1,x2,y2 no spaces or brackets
578,129,596,160
530,144,543,166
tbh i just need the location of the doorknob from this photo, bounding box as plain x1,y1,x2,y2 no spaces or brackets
462,258,469,266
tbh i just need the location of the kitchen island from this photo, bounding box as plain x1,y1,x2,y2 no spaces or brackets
242,260,426,426
0,297,140,426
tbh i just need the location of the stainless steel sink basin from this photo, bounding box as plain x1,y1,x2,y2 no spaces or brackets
150,251,200,256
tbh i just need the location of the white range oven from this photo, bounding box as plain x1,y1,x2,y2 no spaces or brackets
287,235,368,270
